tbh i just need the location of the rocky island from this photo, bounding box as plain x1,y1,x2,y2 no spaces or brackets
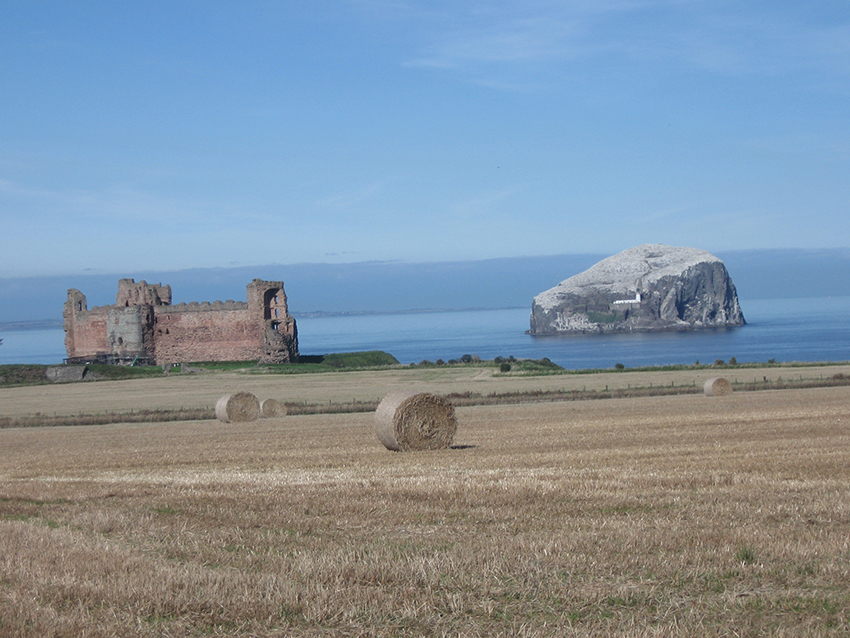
529,244,745,335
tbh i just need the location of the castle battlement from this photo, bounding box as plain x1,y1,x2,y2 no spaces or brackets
166,301,250,312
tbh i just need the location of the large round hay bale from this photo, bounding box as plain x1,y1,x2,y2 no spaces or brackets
704,377,733,397
375,390,457,451
260,398,287,418
215,392,260,423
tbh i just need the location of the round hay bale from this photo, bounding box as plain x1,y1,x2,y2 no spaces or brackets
215,392,260,423
260,398,287,418
375,390,457,452
704,377,733,397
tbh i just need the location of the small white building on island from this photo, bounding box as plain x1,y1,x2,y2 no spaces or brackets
613,292,642,305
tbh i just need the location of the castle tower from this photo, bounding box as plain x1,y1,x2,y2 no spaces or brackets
247,279,299,364
63,289,89,360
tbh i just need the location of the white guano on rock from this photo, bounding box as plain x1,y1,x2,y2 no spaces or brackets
529,244,745,335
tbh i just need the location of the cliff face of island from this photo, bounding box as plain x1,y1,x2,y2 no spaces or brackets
529,244,745,335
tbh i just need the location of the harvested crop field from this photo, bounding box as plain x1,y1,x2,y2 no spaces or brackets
3,362,848,420
1,370,849,636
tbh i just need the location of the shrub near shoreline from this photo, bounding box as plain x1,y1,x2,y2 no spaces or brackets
6,350,847,388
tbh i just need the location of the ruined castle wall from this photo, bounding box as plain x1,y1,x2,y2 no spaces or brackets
152,303,261,363
116,278,171,307
65,308,111,359
64,279,298,364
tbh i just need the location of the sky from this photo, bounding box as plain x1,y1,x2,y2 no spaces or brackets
1,1,849,279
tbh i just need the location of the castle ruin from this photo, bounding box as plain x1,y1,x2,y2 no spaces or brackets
63,278,298,365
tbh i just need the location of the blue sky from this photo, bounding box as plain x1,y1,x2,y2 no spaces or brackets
2,1,848,278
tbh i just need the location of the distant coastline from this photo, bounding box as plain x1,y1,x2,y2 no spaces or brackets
2,249,850,327
0,320,64,331
291,306,526,319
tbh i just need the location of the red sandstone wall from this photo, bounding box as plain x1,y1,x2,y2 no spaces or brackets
66,312,111,358
152,308,261,363
64,279,297,364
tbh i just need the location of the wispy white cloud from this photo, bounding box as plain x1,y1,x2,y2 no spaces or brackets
314,180,389,210
0,177,208,226
647,9,850,77
445,186,519,221
361,1,850,89
406,17,584,69
631,203,695,225
741,133,850,160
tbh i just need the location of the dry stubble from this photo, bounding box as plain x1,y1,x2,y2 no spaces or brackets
0,385,848,637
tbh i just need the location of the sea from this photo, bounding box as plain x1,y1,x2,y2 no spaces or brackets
1,296,849,370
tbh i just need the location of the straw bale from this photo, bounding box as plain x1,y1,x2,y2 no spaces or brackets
704,377,733,397
260,398,287,418
375,390,457,451
215,392,260,423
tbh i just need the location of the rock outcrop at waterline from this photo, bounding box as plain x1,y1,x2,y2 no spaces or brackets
529,244,745,335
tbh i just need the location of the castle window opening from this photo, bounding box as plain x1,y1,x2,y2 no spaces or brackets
263,289,280,320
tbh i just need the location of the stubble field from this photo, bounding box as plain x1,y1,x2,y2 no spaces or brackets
1,366,849,636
